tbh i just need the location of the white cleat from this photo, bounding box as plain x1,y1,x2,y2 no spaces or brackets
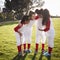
43,52,51,57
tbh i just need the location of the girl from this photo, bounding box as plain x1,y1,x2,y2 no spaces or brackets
38,9,55,56
14,15,30,56
35,9,46,54
23,11,37,53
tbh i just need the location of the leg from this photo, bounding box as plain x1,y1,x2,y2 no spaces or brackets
15,32,22,52
35,30,41,53
23,33,27,50
48,30,55,54
27,37,31,50
41,31,46,51
43,31,55,56
23,35,27,53
27,31,32,53
48,37,54,54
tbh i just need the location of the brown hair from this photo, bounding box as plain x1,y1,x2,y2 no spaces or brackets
42,9,50,25
35,9,40,14
21,15,30,24
29,11,35,19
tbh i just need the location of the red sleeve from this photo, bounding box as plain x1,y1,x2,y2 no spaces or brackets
35,16,39,20
14,24,23,32
44,20,50,32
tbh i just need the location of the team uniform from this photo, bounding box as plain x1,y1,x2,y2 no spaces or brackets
23,16,39,52
39,18,55,56
35,18,46,53
23,20,36,52
44,18,55,48
14,23,26,55
44,18,55,56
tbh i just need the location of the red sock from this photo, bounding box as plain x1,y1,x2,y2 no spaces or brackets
24,44,26,50
36,44,39,51
17,45,21,53
48,47,52,54
42,44,44,51
28,44,30,50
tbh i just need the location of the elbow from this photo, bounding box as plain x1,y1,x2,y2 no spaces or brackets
14,28,18,32
44,27,50,32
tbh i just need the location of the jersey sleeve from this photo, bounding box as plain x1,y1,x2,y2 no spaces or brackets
14,24,23,32
44,20,50,32
35,16,39,20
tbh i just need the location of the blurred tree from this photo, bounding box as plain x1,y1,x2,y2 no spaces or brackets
4,0,44,20
5,0,12,12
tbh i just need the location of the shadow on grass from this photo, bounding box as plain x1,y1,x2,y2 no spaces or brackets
32,54,37,60
0,52,4,56
12,53,28,60
39,52,43,60
47,56,51,60
21,53,28,60
39,52,51,60
12,54,21,60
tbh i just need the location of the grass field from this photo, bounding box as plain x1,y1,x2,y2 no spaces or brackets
0,18,60,60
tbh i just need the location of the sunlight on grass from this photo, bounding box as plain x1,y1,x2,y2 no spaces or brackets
0,18,60,60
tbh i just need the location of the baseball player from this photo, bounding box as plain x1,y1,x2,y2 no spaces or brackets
38,9,55,56
23,11,40,53
14,15,30,56
35,9,46,54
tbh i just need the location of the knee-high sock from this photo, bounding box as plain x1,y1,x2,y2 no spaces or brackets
17,45,21,53
35,44,39,51
24,44,26,50
42,44,44,51
48,47,52,54
28,44,30,50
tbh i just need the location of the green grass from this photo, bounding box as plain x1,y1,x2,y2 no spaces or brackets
0,18,60,60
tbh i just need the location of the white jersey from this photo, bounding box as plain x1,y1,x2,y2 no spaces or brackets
18,24,26,34
46,18,55,38
18,19,36,32
27,20,35,28
49,18,54,31
36,18,46,44
36,18,45,30
23,20,36,43
24,20,35,32
37,18,54,32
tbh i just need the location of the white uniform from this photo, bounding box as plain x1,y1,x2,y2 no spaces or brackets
23,20,35,44
36,18,46,44
45,18,55,48
14,25,25,46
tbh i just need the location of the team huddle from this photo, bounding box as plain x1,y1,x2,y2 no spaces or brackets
14,9,55,57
